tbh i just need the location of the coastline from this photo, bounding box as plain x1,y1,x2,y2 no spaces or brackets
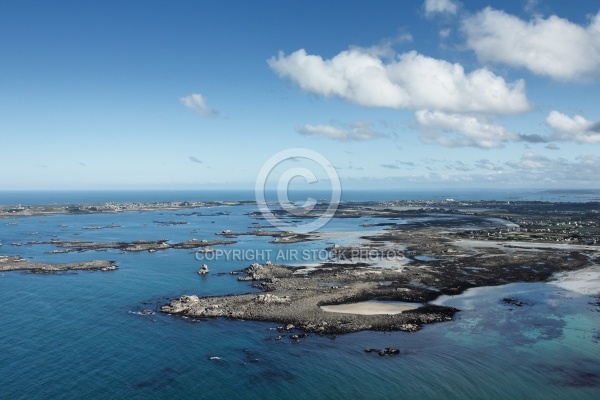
549,264,600,295
161,202,600,334
0,200,245,219
2,198,599,334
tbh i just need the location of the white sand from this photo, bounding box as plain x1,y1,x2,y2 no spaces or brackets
320,301,419,315
456,239,600,252
549,265,600,295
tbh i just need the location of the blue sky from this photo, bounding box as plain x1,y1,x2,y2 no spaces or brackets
1,0,599,190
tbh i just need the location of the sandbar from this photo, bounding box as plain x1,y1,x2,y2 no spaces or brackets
320,301,419,315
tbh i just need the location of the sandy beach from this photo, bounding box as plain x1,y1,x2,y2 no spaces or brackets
549,264,600,295
320,301,420,315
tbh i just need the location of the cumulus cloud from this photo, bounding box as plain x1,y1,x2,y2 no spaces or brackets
463,8,600,81
268,48,530,114
415,110,519,148
269,44,536,149
545,143,560,150
424,0,458,17
180,93,218,117
296,121,386,141
547,111,600,143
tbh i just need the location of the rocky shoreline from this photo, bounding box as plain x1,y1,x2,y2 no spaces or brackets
10,239,236,253
0,255,117,273
2,198,598,333
161,246,591,333
161,263,457,334
162,209,598,334
161,238,591,334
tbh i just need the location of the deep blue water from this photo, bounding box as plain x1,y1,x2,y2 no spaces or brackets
0,193,599,399
1,188,600,206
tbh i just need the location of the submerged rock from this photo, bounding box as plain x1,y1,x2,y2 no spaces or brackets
502,297,528,307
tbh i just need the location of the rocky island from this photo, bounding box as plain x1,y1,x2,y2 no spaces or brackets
161,261,457,334
10,239,236,253
0,255,117,273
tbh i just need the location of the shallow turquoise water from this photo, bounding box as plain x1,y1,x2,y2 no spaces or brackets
0,203,599,399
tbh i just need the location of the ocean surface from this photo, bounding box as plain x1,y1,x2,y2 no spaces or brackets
0,191,599,399
1,188,600,206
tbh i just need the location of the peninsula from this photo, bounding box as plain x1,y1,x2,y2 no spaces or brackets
162,200,600,334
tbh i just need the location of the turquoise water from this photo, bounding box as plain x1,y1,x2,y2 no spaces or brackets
1,196,599,399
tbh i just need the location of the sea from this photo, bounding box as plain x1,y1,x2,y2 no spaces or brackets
0,190,599,399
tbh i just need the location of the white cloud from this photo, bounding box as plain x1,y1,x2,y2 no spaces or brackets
397,33,414,43
463,8,600,81
547,111,600,144
439,28,452,38
296,122,385,141
424,0,457,17
180,93,217,117
415,110,519,148
268,48,530,114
